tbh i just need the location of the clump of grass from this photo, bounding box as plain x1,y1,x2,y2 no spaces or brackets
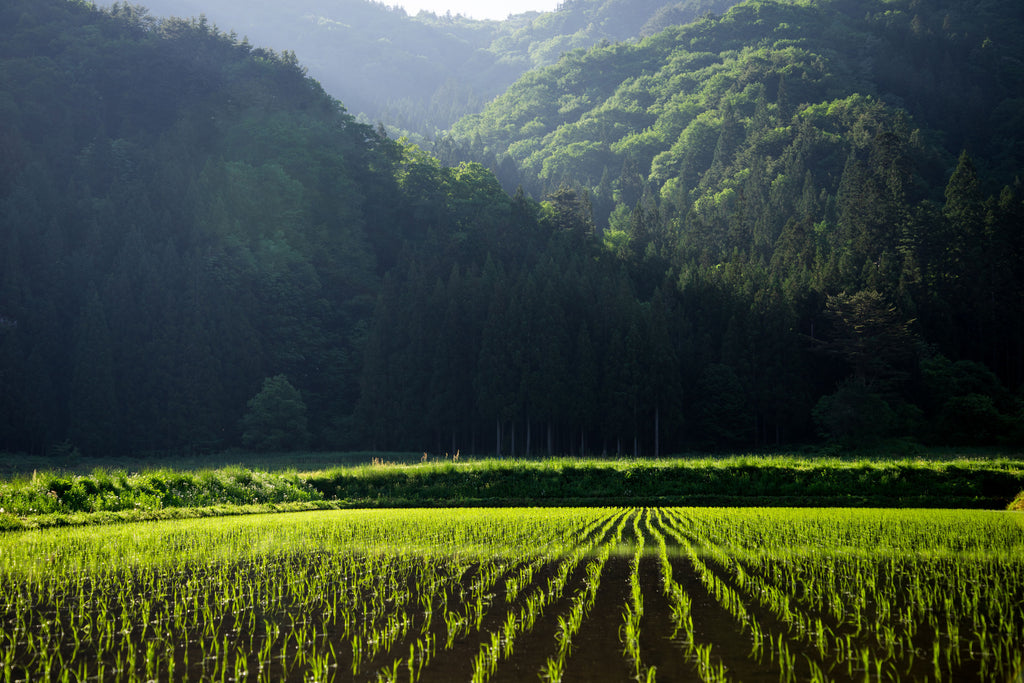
0,467,321,518
1009,491,1024,511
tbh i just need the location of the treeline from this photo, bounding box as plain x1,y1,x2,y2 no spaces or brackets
355,153,1024,454
423,0,1024,452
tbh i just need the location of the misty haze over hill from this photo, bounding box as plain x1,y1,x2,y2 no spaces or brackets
133,0,739,136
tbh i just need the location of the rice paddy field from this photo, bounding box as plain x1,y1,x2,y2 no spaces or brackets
1,507,1022,682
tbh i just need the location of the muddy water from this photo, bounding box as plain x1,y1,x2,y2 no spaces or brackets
487,561,589,682
559,555,638,682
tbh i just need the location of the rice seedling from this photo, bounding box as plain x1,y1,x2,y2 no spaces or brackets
0,506,1019,681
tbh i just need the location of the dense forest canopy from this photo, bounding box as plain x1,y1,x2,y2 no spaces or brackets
0,0,1022,458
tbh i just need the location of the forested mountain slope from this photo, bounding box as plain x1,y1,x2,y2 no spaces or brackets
426,0,1024,451
452,0,1023,200
1,0,1022,459
0,0,525,456
133,0,740,135
0,0,397,455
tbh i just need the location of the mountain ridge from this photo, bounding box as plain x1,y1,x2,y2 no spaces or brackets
131,0,742,135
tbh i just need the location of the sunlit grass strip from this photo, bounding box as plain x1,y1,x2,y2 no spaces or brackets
0,466,321,517
4,456,1023,531
302,455,1024,508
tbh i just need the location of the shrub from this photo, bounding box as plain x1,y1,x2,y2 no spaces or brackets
813,379,896,445
241,375,310,452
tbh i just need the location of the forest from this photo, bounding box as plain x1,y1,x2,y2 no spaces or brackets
0,0,1022,458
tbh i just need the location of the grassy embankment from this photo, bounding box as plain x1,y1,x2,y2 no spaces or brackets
1,451,1023,530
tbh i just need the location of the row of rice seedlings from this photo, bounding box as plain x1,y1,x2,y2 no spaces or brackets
469,508,629,683
618,509,651,681
668,508,912,680
657,510,755,682
401,509,620,677
470,552,578,683
663,508,848,681
732,511,1024,681
539,510,630,682
452,510,612,652
666,508,908,681
0,508,618,682
663,507,1024,682
405,507,622,681
647,509,693,647
386,505,607,680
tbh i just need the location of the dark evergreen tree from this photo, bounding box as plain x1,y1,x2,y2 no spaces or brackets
68,289,121,456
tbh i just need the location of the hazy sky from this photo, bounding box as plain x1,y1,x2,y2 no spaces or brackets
396,1,561,21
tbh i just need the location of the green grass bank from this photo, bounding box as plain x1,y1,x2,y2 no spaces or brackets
2,454,1023,530
305,455,1024,510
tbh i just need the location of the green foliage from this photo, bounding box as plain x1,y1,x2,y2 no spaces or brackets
2,456,1023,531
132,0,733,137
304,455,1024,508
813,379,897,445
0,466,319,518
241,376,310,452
0,0,399,455
920,355,1022,445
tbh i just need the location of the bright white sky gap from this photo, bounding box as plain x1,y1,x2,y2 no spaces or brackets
395,1,560,21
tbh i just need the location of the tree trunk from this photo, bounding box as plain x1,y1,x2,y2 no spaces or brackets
526,415,531,457
654,405,660,458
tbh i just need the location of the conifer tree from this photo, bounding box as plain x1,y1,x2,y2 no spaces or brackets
69,288,121,456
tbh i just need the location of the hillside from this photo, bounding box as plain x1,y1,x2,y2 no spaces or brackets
433,0,1024,454
452,0,1023,200
1,0,1022,459
425,0,1024,452
0,0,540,456
132,0,740,135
